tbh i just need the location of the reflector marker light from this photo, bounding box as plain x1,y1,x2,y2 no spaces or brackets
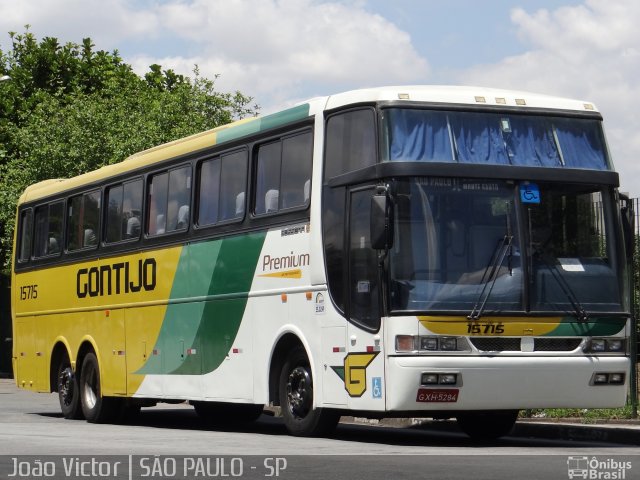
421,372,460,386
591,372,626,385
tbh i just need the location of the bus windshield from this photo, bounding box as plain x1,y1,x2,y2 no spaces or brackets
382,108,611,170
388,178,625,315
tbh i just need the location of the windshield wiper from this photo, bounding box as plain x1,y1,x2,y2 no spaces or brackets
468,202,514,321
535,253,589,323
467,233,513,321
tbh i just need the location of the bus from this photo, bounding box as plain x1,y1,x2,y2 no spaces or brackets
11,86,633,440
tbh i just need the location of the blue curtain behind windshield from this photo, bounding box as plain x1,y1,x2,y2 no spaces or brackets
385,109,609,170
554,118,608,169
449,113,509,164
504,117,562,167
387,109,453,162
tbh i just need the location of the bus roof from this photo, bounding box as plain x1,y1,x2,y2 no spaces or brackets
323,85,599,113
18,85,600,204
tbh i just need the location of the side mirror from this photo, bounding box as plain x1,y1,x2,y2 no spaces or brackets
619,194,635,260
371,194,393,250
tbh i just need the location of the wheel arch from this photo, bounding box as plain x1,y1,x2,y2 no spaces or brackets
75,336,100,386
268,331,309,406
49,339,72,393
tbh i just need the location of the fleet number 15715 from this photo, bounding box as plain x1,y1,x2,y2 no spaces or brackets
19,284,38,300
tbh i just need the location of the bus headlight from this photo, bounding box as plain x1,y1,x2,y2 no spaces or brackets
606,339,624,352
395,335,471,353
584,338,627,354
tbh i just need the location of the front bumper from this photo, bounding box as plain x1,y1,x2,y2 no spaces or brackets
386,355,629,411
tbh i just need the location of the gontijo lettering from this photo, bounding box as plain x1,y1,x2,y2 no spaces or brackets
77,258,156,298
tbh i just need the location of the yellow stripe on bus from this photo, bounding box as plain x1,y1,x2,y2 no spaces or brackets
418,316,563,336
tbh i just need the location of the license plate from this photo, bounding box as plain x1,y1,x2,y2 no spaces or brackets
416,388,459,403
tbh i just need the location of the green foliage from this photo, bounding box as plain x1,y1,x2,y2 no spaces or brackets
0,28,258,272
522,406,635,422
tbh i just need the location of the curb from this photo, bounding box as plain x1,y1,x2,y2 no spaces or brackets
342,416,640,445
513,421,640,445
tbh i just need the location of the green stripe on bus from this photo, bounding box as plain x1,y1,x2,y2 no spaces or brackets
549,317,626,336
215,104,310,144
137,231,267,375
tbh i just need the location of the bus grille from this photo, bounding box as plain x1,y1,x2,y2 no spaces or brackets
470,338,521,352
469,337,582,352
534,338,582,351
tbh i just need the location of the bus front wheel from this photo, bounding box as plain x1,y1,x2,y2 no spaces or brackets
456,410,519,441
278,347,339,437
79,352,120,423
57,358,83,420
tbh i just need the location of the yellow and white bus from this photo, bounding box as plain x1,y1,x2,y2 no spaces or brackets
12,86,633,440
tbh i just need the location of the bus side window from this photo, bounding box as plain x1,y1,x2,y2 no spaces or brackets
324,108,376,179
67,190,100,251
220,150,247,221
197,150,247,225
197,157,221,226
34,202,63,258
18,209,33,262
281,131,312,210
255,141,281,215
147,172,169,236
254,131,312,215
105,179,142,243
123,179,142,239
167,166,191,232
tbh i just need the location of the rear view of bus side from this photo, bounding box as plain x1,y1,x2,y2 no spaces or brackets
12,86,633,440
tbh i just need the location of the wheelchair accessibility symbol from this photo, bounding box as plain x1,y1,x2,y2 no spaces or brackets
372,377,382,399
520,183,541,204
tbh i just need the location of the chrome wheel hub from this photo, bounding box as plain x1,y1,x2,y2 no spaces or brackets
286,366,312,419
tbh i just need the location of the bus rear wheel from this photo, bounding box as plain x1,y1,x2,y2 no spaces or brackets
456,410,519,441
57,358,83,419
278,347,339,437
79,352,121,423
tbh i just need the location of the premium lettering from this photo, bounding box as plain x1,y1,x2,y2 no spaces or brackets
77,258,156,298
262,252,309,271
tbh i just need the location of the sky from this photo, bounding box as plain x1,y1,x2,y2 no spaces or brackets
0,0,638,197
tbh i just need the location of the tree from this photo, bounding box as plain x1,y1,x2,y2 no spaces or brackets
0,29,258,272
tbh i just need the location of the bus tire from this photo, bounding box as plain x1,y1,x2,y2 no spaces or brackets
278,347,339,437
456,410,519,441
57,357,83,420
79,352,120,423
